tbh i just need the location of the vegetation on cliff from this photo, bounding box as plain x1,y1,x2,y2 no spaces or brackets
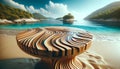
85,1,120,21
0,3,32,21
63,13,74,20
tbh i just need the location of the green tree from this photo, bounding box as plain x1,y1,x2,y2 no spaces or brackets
63,13,74,20
0,3,33,20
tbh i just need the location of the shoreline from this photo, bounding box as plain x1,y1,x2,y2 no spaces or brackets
84,19,120,27
0,29,120,69
85,19,120,22
0,18,40,24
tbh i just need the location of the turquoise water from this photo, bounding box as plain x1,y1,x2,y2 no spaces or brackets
0,19,120,33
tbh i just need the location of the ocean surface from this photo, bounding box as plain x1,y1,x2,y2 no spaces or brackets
0,19,120,33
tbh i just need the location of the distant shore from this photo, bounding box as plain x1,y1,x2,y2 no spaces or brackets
0,18,40,24
85,19,120,27
86,18,120,22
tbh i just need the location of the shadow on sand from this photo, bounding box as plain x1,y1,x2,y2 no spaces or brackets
34,59,52,69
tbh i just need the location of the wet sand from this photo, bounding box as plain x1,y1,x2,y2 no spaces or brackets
0,29,120,69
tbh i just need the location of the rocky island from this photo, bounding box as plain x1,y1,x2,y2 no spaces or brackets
56,13,74,24
63,13,74,24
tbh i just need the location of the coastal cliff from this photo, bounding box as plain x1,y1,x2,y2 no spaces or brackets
85,1,120,22
0,3,40,24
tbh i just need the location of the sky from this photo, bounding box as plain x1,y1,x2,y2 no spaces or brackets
0,0,120,20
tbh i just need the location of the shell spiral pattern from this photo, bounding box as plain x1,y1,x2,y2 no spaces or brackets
16,27,92,58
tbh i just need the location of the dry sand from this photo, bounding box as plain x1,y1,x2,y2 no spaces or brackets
0,29,120,69
0,34,37,59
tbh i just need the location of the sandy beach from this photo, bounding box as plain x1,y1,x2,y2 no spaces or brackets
0,29,120,69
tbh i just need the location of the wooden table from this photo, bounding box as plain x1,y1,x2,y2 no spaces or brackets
16,26,93,69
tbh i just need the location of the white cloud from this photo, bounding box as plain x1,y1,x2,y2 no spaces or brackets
4,0,80,19
26,1,81,19
3,0,26,11
41,1,70,18
26,1,70,18
39,8,50,15
26,6,39,13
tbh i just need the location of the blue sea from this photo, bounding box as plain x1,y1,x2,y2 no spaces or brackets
0,19,120,33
